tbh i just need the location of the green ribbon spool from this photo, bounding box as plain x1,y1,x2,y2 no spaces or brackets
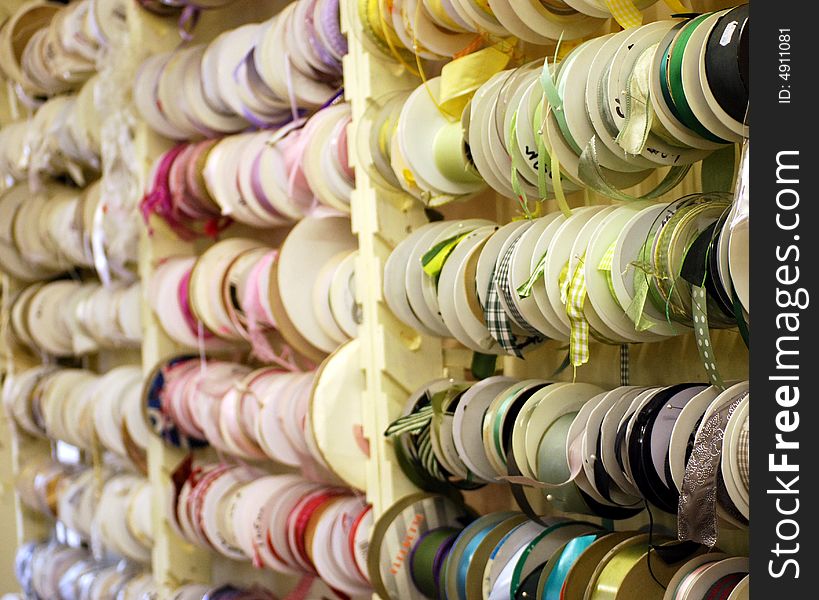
535,412,591,514
667,14,727,144
588,542,651,600
411,526,460,598
541,54,583,156
433,121,484,186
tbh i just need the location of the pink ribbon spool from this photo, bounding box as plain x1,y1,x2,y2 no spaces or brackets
142,145,232,241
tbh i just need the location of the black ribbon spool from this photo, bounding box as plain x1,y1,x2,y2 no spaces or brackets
515,562,547,599
706,216,736,318
590,399,645,515
628,384,698,514
577,487,643,521
614,410,637,489
503,383,553,526
505,384,642,522
593,425,620,505
680,220,735,325
651,540,706,566
705,4,750,124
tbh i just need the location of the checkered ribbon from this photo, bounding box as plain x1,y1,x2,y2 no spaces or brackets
565,256,591,367
485,233,544,358
620,344,630,386
500,239,546,338
603,0,689,30
598,242,617,296
604,0,643,29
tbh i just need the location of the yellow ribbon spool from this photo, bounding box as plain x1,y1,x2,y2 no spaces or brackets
586,534,703,600
437,42,515,119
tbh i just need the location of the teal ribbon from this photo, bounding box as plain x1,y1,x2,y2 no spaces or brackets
457,522,496,600
542,534,601,598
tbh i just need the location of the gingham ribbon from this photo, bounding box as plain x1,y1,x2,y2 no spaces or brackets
597,241,620,301
604,0,693,31
620,344,630,386
500,238,546,338
485,232,545,358
565,256,591,367
604,0,644,29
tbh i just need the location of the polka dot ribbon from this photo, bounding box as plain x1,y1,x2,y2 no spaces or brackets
692,285,724,389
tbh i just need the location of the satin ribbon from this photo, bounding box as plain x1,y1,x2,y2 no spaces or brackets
516,249,548,299
542,533,600,598
456,519,498,599
628,384,699,513
704,5,748,124
421,231,472,279
241,250,301,370
587,540,655,600
539,57,571,218
409,526,459,597
665,14,727,144
438,43,515,119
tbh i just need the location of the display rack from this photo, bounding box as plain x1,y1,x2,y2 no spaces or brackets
341,0,749,560
130,1,307,594
0,0,749,597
